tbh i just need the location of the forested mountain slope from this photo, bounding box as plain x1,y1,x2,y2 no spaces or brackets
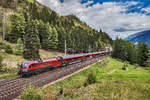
0,0,112,53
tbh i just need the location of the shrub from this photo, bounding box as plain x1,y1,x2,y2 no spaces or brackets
4,44,13,54
0,41,6,50
0,42,3,50
86,72,97,85
42,88,57,100
21,85,42,100
63,86,76,97
122,61,129,70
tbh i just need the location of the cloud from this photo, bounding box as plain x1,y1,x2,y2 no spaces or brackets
125,1,139,6
141,6,150,13
36,0,150,39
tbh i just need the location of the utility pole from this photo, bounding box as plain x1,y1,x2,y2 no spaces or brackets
2,14,5,41
65,39,67,55
88,45,91,53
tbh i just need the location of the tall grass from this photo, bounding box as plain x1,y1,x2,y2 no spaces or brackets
21,85,43,100
21,85,58,100
65,80,150,100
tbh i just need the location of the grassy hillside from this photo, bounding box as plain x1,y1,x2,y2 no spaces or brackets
21,57,150,100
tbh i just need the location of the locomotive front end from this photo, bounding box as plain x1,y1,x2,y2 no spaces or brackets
18,61,30,77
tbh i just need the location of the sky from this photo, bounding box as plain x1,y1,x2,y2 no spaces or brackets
36,0,150,39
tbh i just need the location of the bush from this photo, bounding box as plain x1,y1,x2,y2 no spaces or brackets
122,61,129,70
86,72,97,85
42,88,57,100
21,85,42,100
0,41,6,50
4,44,13,54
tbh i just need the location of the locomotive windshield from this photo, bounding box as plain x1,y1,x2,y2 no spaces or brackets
21,62,29,68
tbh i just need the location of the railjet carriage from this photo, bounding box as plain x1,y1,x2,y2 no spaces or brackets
18,51,110,77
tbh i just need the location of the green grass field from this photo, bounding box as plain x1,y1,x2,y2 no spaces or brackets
39,57,150,100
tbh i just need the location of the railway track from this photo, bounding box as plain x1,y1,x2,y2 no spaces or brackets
0,55,108,100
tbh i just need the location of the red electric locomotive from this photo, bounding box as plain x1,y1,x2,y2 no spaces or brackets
18,51,109,77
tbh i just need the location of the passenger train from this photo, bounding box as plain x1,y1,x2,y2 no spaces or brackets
18,51,110,77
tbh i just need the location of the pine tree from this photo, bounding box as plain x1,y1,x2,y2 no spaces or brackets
23,20,40,60
6,14,26,43
126,41,137,64
15,38,23,55
40,6,51,23
31,2,39,20
137,41,149,66
57,27,66,51
38,20,52,50
50,27,58,49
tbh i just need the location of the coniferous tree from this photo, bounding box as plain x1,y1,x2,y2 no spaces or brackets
38,20,52,50
6,14,26,43
31,2,39,20
15,38,23,55
126,41,137,64
57,27,66,51
136,41,149,66
40,6,51,23
23,20,40,60
50,27,58,49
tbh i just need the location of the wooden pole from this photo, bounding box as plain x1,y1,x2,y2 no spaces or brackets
65,39,67,55
2,15,5,40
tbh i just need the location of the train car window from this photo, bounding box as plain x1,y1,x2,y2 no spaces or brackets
21,62,28,68
29,64,33,68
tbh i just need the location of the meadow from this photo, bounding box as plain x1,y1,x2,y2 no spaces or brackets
21,57,150,100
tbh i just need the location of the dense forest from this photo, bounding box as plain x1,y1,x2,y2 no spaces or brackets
0,0,112,60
